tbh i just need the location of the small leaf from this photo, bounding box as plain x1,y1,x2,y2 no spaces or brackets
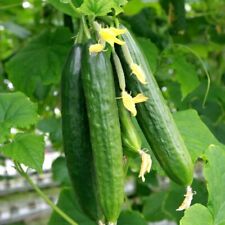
48,188,96,225
180,204,213,225
78,0,113,16
173,109,220,162
118,210,147,225
0,133,44,173
204,145,225,224
0,92,38,130
78,0,127,16
52,156,70,186
6,28,72,97
47,0,83,15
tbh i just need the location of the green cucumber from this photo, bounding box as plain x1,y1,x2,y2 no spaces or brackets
61,44,100,221
118,28,193,186
117,99,141,154
82,41,124,224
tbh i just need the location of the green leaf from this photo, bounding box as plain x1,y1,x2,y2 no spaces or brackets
204,145,225,225
47,0,82,16
0,92,38,130
170,53,200,99
117,210,147,225
112,0,128,15
143,191,168,221
180,204,213,225
173,109,220,162
6,28,72,97
78,0,112,16
48,188,96,225
78,0,127,16
0,133,44,173
37,117,62,147
52,156,70,186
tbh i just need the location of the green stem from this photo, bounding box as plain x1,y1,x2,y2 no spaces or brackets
15,162,78,225
112,49,126,91
82,16,91,39
75,20,84,44
174,44,211,108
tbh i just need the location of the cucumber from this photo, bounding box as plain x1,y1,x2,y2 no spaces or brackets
82,41,124,224
117,99,141,154
61,44,101,221
118,28,193,186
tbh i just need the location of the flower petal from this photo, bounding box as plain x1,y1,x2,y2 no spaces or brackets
89,43,105,54
138,151,152,182
176,186,194,211
109,27,127,35
133,93,148,103
121,91,137,116
99,28,125,47
130,63,147,84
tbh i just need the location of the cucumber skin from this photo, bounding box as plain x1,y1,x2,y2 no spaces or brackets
82,42,124,223
119,29,193,186
61,45,100,221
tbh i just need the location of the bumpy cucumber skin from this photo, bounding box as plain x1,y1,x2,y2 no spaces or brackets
82,42,124,224
119,29,193,186
118,99,142,153
61,45,100,221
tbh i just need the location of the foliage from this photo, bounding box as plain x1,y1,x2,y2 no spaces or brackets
1,0,225,224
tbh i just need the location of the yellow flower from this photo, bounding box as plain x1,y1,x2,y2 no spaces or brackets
121,91,148,116
89,43,105,54
133,93,148,103
99,27,126,47
176,186,194,211
138,150,152,182
122,91,137,116
130,63,147,84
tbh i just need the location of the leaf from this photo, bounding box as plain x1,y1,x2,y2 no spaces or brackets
47,0,82,16
180,204,213,225
204,145,225,225
48,188,96,225
78,0,127,16
170,53,200,99
52,156,70,186
78,0,112,16
173,109,220,162
112,0,128,15
0,133,44,173
0,92,38,130
37,117,62,147
117,210,147,225
143,191,168,221
6,28,72,97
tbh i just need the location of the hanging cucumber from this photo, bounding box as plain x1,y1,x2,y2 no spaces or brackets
82,41,124,225
61,44,101,221
118,27,193,186
117,99,152,182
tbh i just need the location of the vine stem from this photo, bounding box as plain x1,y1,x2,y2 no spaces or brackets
174,44,211,108
14,162,78,225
